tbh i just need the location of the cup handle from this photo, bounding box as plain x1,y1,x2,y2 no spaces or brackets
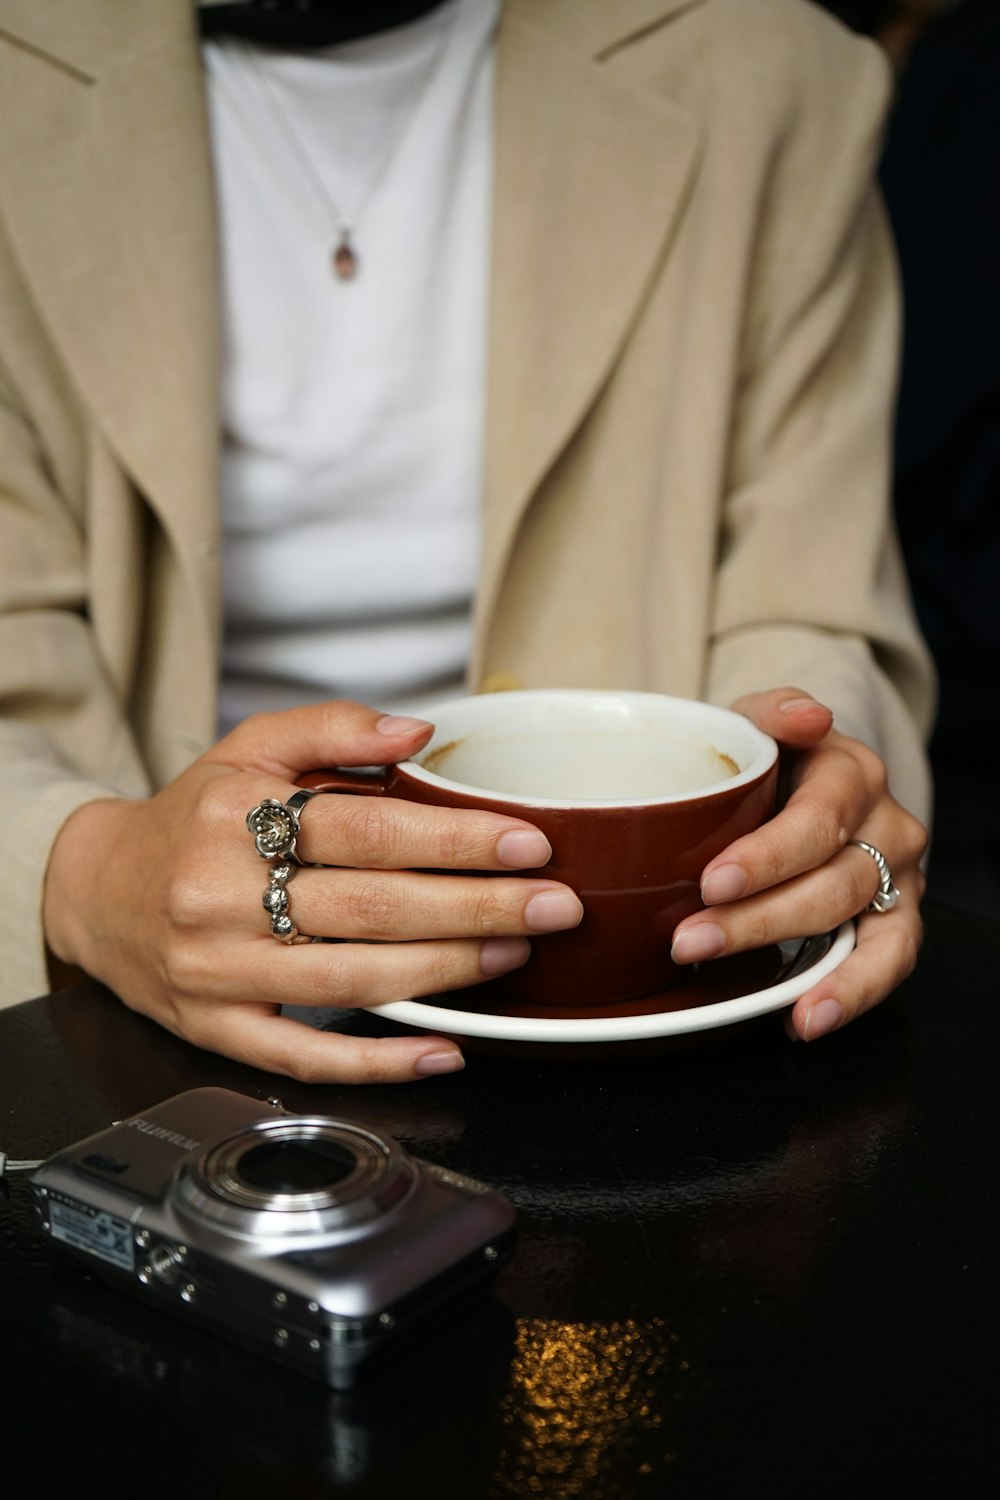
296,766,389,797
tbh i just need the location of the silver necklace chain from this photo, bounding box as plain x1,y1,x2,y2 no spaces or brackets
240,5,458,279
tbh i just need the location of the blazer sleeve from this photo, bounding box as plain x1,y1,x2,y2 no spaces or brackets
0,356,146,1008
703,31,935,825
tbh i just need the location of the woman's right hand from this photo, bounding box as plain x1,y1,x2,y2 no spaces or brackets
42,701,582,1084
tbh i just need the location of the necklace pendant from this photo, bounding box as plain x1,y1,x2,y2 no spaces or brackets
332,232,358,280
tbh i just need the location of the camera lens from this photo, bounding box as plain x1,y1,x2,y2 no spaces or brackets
179,1116,416,1234
236,1139,356,1196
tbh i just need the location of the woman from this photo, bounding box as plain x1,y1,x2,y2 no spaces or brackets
0,0,932,1081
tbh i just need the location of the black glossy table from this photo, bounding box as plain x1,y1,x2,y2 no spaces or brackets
1,901,994,1499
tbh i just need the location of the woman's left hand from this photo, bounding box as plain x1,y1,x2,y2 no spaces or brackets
669,687,928,1040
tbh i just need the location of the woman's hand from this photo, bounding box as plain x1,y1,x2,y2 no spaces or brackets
669,687,928,1039
42,701,582,1083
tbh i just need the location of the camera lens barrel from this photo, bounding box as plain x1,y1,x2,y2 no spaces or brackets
176,1117,417,1238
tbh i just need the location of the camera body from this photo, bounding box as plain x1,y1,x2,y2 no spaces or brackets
31,1087,516,1389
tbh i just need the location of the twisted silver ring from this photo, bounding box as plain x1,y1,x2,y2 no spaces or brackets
246,788,321,865
262,860,312,944
850,840,900,913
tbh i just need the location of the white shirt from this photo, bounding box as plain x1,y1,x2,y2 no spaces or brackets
203,0,497,732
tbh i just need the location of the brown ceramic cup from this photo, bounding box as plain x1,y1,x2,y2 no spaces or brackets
299,690,779,1010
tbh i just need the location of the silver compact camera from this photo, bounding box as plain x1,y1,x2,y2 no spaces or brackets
30,1087,516,1389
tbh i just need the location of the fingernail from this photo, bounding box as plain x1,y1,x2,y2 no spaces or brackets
778,696,826,715
701,864,748,903
414,1050,465,1077
375,714,433,736
671,923,726,964
803,998,844,1041
782,1011,801,1042
525,889,584,933
497,829,552,868
480,937,531,976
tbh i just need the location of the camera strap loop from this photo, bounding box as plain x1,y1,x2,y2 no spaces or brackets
0,1151,44,1178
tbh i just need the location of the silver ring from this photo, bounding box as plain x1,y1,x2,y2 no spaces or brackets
246,788,322,865
262,860,312,943
850,840,900,913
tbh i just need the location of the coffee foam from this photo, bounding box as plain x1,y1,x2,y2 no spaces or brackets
420,729,739,801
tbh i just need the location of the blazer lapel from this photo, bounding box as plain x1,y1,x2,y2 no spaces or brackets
0,0,220,607
478,0,703,664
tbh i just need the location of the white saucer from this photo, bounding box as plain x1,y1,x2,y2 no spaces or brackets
371,922,856,1043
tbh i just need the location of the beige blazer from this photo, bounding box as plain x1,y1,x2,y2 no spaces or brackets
0,0,935,1006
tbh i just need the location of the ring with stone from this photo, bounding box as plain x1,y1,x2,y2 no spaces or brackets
262,860,312,943
849,840,900,913
246,789,321,865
